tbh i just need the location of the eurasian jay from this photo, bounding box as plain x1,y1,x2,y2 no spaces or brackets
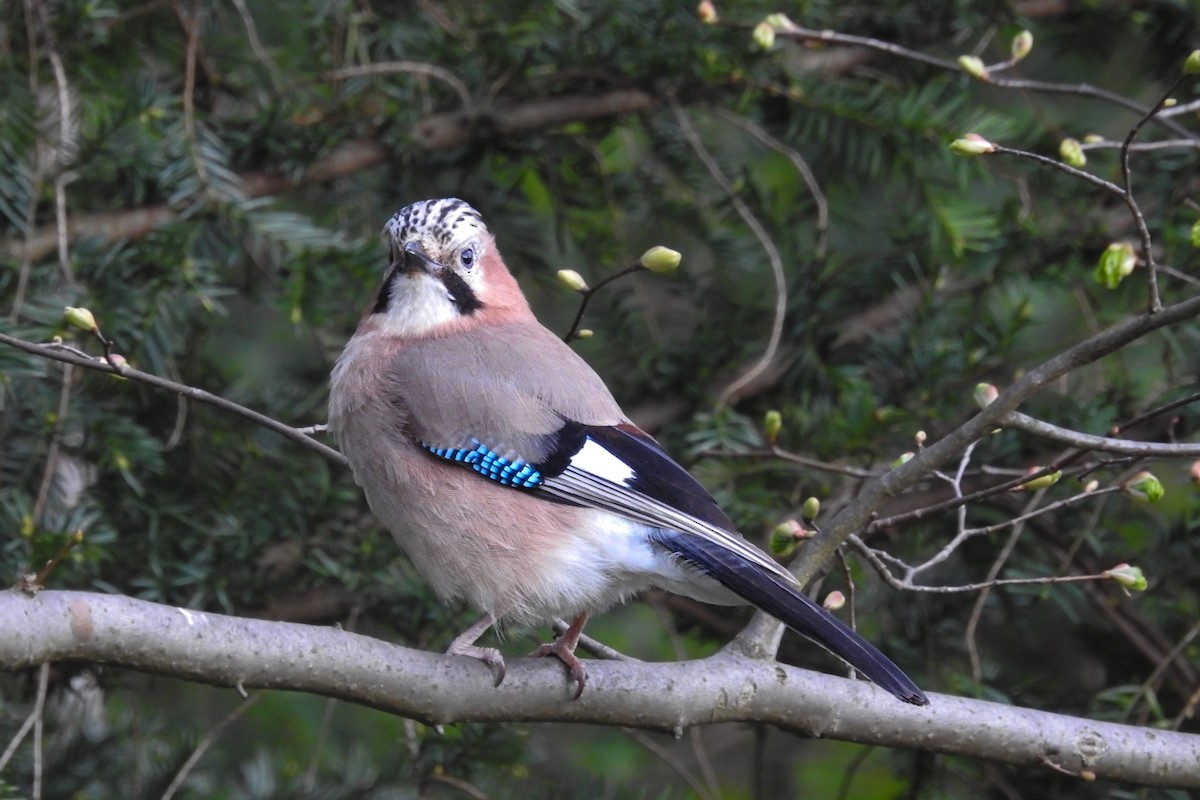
329,197,927,705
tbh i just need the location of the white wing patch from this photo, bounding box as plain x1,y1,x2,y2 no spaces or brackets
570,438,636,485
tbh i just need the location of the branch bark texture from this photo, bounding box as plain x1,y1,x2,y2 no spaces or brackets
2,590,1198,788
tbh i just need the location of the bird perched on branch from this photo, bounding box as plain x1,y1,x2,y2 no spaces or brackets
329,197,927,705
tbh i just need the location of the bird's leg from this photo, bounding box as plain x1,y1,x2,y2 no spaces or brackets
529,611,590,699
445,612,506,687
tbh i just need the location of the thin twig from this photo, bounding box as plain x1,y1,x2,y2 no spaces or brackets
622,729,717,800
0,332,347,466
991,145,1125,195
229,0,280,80
1126,617,1200,725
966,491,1041,685
326,62,472,109
670,100,788,407
561,263,645,343
0,663,50,778
30,364,75,525
768,23,1197,139
160,692,262,800
709,106,830,261
1005,410,1200,456
1118,74,1188,314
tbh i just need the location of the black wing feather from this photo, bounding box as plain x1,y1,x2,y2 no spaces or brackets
649,528,929,706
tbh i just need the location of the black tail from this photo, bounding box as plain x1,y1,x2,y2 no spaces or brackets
653,530,928,705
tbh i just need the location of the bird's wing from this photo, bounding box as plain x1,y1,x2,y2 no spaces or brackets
392,327,927,705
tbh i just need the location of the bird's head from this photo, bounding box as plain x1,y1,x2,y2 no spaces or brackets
367,198,531,337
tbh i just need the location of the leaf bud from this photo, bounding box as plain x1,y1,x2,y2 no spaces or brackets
64,306,98,333
752,20,775,51
823,591,845,611
957,55,988,80
891,452,915,469
639,246,682,273
1059,137,1086,168
1123,471,1164,504
696,0,718,24
1011,30,1033,61
1094,243,1136,289
974,382,999,409
949,133,995,156
556,269,589,292
763,409,783,443
1103,563,1147,592
576,329,594,339
1184,50,1200,75
1014,467,1061,492
769,519,807,556
802,496,820,522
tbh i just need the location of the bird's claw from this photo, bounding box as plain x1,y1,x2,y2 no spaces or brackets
446,643,506,687
530,639,588,699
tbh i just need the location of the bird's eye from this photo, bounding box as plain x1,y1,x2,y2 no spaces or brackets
460,247,475,269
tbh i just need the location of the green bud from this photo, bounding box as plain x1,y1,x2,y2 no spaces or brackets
957,55,988,80
64,306,98,332
1123,471,1164,504
1082,133,1104,144
769,520,806,556
1015,467,1061,492
1011,30,1033,61
752,20,775,51
1103,563,1147,592
802,496,820,522
639,246,682,274
1094,243,1136,290
949,134,995,156
974,382,998,409
576,329,594,339
763,409,783,443
891,452,914,469
1184,50,1200,75
71,528,84,544
1059,137,1086,168
822,591,845,611
763,13,796,32
556,269,589,292
1190,219,1200,248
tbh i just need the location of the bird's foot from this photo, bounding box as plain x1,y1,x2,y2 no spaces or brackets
445,641,507,686
530,637,588,699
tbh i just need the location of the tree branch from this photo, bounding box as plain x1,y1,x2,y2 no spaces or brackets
793,292,1200,582
2,590,1199,787
2,90,659,264
1004,411,1200,457
0,331,346,467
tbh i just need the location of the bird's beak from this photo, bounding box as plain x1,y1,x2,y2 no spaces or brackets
400,240,440,275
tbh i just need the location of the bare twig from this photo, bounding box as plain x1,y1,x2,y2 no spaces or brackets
709,106,830,261
1004,411,1200,457
0,663,50,779
0,332,347,467
561,262,646,343
1117,74,1189,313
160,692,262,800
670,100,788,407
326,62,472,108
30,364,75,525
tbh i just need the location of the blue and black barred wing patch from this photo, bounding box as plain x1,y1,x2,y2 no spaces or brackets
421,441,545,488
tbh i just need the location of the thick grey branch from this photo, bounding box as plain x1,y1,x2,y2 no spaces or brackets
2,590,1198,787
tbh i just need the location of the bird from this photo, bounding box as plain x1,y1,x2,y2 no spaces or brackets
328,197,927,705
